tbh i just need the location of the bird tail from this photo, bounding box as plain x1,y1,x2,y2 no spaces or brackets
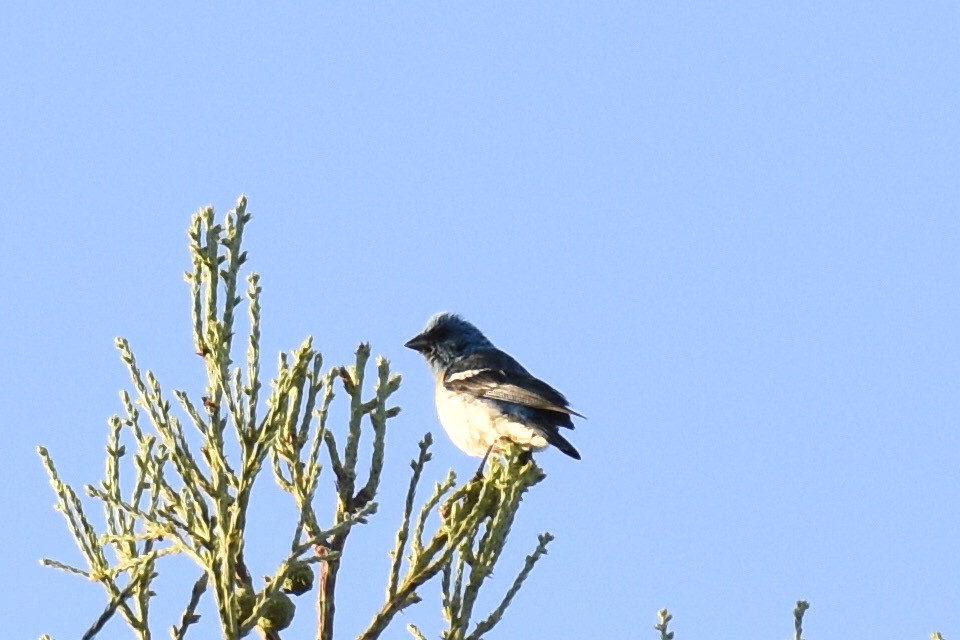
545,430,581,460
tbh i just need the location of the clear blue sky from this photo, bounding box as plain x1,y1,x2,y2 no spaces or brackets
3,3,958,639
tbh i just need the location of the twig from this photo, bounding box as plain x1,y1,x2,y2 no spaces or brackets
794,600,810,640
81,579,139,640
171,574,209,639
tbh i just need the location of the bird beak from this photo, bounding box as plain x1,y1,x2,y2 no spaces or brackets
404,334,429,352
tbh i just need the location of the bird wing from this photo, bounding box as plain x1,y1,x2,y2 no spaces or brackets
442,350,585,420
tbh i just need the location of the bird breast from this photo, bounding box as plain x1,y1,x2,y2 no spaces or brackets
433,379,548,457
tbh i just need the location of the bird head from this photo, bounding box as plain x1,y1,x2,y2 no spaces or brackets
404,312,493,373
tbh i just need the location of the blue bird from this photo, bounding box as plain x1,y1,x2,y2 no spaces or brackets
405,312,582,467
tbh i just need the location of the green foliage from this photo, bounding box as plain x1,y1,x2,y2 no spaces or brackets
39,197,554,640
655,609,673,640
652,602,945,640
794,600,810,640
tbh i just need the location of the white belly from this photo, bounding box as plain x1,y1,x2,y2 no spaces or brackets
434,382,548,457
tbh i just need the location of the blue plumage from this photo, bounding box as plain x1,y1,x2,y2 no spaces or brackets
405,312,582,460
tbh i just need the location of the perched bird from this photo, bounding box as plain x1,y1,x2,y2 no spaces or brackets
404,312,582,465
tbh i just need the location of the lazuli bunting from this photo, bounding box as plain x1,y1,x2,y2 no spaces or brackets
405,312,582,462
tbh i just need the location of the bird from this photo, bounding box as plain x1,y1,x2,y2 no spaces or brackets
404,312,582,469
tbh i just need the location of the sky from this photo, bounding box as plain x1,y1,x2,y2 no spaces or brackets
2,2,958,639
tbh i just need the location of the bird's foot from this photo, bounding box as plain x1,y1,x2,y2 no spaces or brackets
473,444,495,481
